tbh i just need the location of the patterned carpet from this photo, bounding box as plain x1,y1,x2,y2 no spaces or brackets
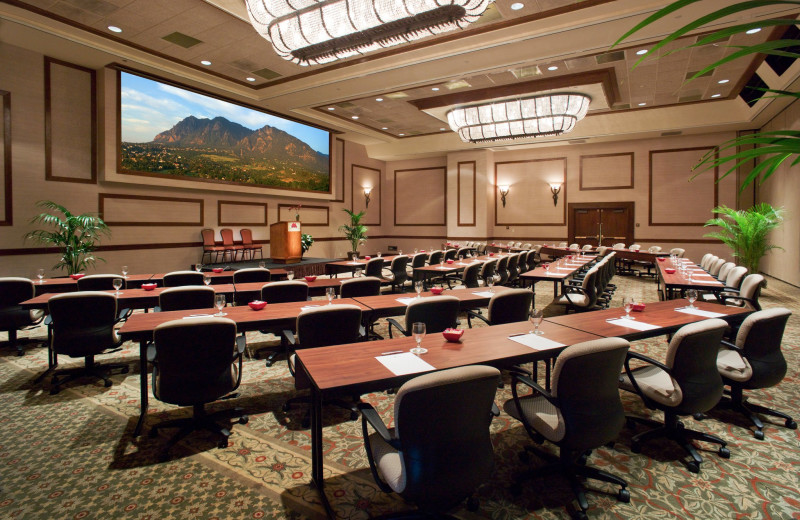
0,273,798,519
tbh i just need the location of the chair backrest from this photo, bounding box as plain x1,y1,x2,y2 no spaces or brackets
163,271,205,287
220,228,235,246
558,242,568,247
522,243,532,249
629,244,641,251
159,286,216,312
568,243,579,250
461,262,481,288
648,246,662,253
364,257,384,277
296,304,362,348
596,246,609,256
488,288,532,325
612,243,625,250
716,262,735,281
240,228,254,246
428,250,444,265
394,365,500,512
581,244,593,251
702,255,718,270
152,317,239,406
404,295,460,334
664,319,728,414
552,337,630,451
709,257,726,276
670,248,685,257
233,268,271,284
48,292,118,356
724,266,748,290
444,249,457,261
261,280,309,303
410,253,428,269
389,255,410,281
736,274,765,309
78,274,125,291
734,307,791,388
699,253,712,267
201,228,217,247
506,253,520,276
340,277,382,298
0,277,36,329
479,259,496,280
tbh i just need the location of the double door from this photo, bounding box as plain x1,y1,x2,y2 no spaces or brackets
568,202,634,247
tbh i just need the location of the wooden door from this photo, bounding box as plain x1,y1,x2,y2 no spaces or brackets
568,202,634,248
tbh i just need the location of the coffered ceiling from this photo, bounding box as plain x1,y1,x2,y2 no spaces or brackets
2,0,800,159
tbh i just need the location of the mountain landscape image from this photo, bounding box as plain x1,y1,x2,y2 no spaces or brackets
120,116,330,191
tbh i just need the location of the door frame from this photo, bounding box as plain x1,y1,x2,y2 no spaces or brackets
568,202,635,246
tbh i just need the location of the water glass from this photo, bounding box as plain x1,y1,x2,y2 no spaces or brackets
623,296,635,320
286,271,295,280
326,287,336,304
354,268,363,278
487,276,495,293
214,294,226,316
377,252,382,258
411,322,427,355
36,268,45,284
530,308,544,335
414,281,423,297
112,277,123,295
195,263,203,273
203,275,211,286
258,261,266,269
121,266,128,278
687,289,698,309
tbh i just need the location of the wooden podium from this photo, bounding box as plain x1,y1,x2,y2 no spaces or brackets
270,221,302,264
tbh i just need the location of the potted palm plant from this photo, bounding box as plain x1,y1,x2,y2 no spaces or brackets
301,233,314,258
339,209,367,258
704,203,784,277
24,200,110,275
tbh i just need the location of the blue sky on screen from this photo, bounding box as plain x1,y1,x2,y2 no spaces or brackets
120,72,329,154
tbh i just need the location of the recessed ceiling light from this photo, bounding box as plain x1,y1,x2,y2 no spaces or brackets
510,2,524,10
547,66,558,71
376,97,383,102
636,49,648,55
746,28,761,34
351,116,359,120
711,94,722,98
638,102,646,106
717,79,729,84
108,25,122,33
382,127,388,130
399,133,405,136
440,128,446,131
327,107,335,110
200,60,212,66
431,87,440,91
246,77,256,82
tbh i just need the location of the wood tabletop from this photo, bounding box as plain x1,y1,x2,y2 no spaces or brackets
352,286,511,318
296,320,601,394
520,256,594,282
657,260,724,290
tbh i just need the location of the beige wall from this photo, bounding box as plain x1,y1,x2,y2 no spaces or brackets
757,100,800,287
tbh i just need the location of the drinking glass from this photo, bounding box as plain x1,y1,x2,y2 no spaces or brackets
414,248,419,255
687,271,693,284
623,296,635,320
530,308,544,335
36,268,45,284
414,281,423,297
286,271,295,280
195,263,203,273
326,287,336,304
112,278,123,296
214,294,226,316
439,259,445,269
121,266,128,278
377,252,382,258
411,322,427,355
350,253,358,262
354,268,363,278
487,275,495,293
398,250,403,256
203,275,211,286
543,263,551,276
258,261,266,269
686,289,698,309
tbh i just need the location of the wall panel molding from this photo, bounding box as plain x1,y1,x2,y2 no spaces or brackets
649,147,718,226
394,166,447,226
44,56,97,184
579,152,634,190
278,204,330,226
457,161,476,226
0,90,10,226
99,193,204,226
332,138,345,203
495,158,567,226
352,164,382,225
218,200,268,226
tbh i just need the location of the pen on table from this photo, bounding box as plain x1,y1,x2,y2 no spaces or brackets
381,350,404,355
508,333,528,338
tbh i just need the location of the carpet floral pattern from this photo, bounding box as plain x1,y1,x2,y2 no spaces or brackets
0,274,798,519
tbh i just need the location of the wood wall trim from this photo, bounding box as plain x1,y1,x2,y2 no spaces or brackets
0,90,11,226
457,161,476,226
495,158,567,226
579,152,634,191
331,138,345,203
99,193,204,226
351,163,382,225
394,166,447,226
649,147,718,226
278,203,330,226
217,200,268,226
44,56,97,185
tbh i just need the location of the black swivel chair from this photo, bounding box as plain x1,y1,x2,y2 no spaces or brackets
339,276,381,298
163,271,205,287
258,281,310,366
148,317,248,459
0,277,45,356
158,286,216,312
232,267,271,306
387,295,460,338
444,261,481,289
466,288,532,327
381,255,410,293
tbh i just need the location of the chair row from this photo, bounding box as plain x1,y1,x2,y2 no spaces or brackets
201,228,263,264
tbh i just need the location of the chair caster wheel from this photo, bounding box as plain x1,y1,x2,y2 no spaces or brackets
718,447,730,459
466,495,479,512
121,366,130,374
16,350,24,357
618,488,631,503
693,412,705,421
350,411,359,421
786,419,797,430
572,510,588,520
631,442,641,454
754,429,765,440
686,461,700,473
104,379,113,388
239,416,249,425
218,440,229,449
265,360,273,367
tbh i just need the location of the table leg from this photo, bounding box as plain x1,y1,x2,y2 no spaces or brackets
310,385,335,518
134,339,149,437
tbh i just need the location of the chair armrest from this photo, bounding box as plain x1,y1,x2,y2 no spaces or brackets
152,306,162,313
116,307,132,323
511,371,557,406
491,402,500,417
719,293,759,310
358,403,400,449
386,318,407,338
464,309,490,326
623,351,672,397
146,343,157,363
282,329,297,346
720,339,742,352
235,335,246,355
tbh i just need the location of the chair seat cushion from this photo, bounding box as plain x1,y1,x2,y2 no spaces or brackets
368,429,406,493
619,365,683,407
556,293,589,306
503,394,565,443
717,349,753,382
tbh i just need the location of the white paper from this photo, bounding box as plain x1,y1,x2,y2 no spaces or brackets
508,333,565,351
376,352,435,376
396,297,418,305
182,314,214,319
605,318,661,331
348,261,362,265
301,305,321,310
471,291,496,298
675,307,725,318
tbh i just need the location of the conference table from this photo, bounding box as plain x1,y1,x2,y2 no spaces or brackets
352,286,512,321
519,255,595,295
296,297,752,518
656,258,725,300
324,255,397,277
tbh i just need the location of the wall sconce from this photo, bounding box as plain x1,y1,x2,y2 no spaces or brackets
549,183,562,207
363,187,372,208
498,185,510,207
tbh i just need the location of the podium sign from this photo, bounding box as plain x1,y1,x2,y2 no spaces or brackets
271,221,302,263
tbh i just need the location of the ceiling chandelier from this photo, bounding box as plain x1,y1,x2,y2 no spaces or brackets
447,93,591,143
244,0,493,66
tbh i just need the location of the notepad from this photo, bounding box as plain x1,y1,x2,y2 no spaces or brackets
396,297,417,305
376,352,435,376
301,305,321,310
605,318,661,331
508,334,565,351
470,291,495,298
182,314,214,319
675,307,725,318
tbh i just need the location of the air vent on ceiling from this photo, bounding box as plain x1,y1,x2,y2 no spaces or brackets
612,103,631,110
385,92,409,99
446,80,471,90
231,59,259,71
740,72,768,106
511,65,541,79
678,94,703,102
336,102,355,108
661,130,682,136
766,24,800,76
568,139,587,144
162,32,202,49
251,68,281,80
685,70,714,80
596,51,625,64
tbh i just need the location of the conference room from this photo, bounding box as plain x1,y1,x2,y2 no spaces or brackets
1,0,799,518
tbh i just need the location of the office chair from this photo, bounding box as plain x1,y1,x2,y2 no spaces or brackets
158,286,216,312
466,288,532,327
387,296,460,338
381,255,410,292
232,267,271,306
163,271,205,287
0,277,45,356
258,281,310,366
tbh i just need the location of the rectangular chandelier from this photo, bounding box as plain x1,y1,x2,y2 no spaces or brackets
245,0,493,66
447,93,591,143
